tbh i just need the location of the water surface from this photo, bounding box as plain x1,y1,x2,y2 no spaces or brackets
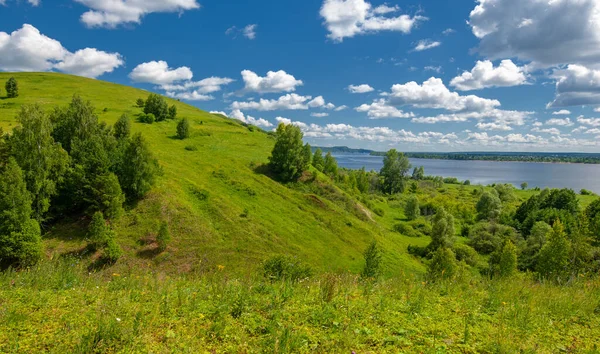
332,154,600,192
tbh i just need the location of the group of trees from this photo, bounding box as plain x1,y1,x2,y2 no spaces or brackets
0,95,160,266
139,94,177,123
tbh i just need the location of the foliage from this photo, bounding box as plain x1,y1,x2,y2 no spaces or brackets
379,149,410,194
103,237,122,264
113,114,131,141
521,182,528,190
87,173,125,220
476,191,502,221
157,221,171,252
88,211,109,250
5,77,18,98
140,113,156,124
468,222,518,255
405,195,420,221
361,241,382,280
176,118,190,140
427,247,457,281
312,148,324,171
429,207,455,251
323,152,338,177
453,243,479,267
489,240,517,277
0,158,42,266
9,104,69,221
143,94,169,121
136,98,145,108
262,255,312,282
412,166,424,180
537,220,570,281
268,123,310,182
117,133,160,201
168,105,177,120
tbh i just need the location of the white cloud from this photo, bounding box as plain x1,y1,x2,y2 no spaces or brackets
532,127,561,135
577,116,600,126
355,99,414,119
0,0,40,5
231,93,328,111
210,111,228,116
411,109,531,126
166,91,213,101
160,77,234,93
387,77,500,112
129,61,193,85
442,28,455,35
553,110,571,115
243,24,257,39
548,65,600,107
334,105,348,111
469,0,600,68
450,60,527,91
424,66,442,73
241,70,303,94
545,118,574,127
75,0,200,28
0,24,122,78
348,84,374,93
413,39,441,52
311,112,330,117
319,0,426,42
476,122,513,131
228,109,273,128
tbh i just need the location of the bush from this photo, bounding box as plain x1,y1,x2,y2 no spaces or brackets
5,77,18,98
268,123,310,182
176,118,190,139
144,94,169,121
113,114,131,140
428,247,457,281
88,212,109,250
405,195,420,220
262,255,312,282
393,223,419,237
361,241,382,280
103,237,122,264
453,243,479,267
184,145,198,151
489,241,517,278
140,113,155,124
157,221,171,252
136,98,145,108
373,207,385,217
168,105,177,120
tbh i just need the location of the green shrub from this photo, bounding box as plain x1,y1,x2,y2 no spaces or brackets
428,247,457,281
176,118,190,139
373,207,385,217
453,243,479,267
88,212,109,250
489,241,517,277
405,195,420,220
5,77,18,98
361,241,382,280
103,237,122,264
393,223,418,237
140,113,155,124
184,145,198,151
136,98,145,108
144,94,169,121
262,255,312,282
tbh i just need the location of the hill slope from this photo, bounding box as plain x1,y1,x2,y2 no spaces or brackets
0,72,426,275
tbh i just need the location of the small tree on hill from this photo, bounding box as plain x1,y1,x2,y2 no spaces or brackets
5,77,18,98
323,152,338,177
144,94,169,121
88,211,109,250
428,247,457,281
521,182,528,190
176,118,190,139
380,149,411,194
117,133,160,201
113,114,131,141
489,240,517,277
168,105,177,120
405,195,420,221
157,221,171,252
536,219,570,281
412,166,424,180
361,241,382,280
312,148,324,171
303,143,312,167
429,207,455,251
269,123,309,182
136,98,145,108
476,191,502,221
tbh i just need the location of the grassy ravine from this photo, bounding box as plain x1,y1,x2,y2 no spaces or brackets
1,73,600,352
1,260,599,353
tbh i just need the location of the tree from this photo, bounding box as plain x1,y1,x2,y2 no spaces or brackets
176,118,190,139
476,191,502,221
5,77,18,98
361,241,382,280
489,240,517,277
136,98,145,108
409,181,418,194
117,133,160,200
356,167,370,194
412,166,424,180
312,148,324,171
168,105,177,120
87,173,124,220
144,94,169,121
429,207,455,251
88,211,109,250
405,195,420,221
323,152,338,177
380,149,411,194
269,123,309,182
9,105,69,221
157,221,171,252
428,247,457,281
521,182,528,190
0,158,42,266
50,95,100,153
113,114,131,141
302,144,312,167
536,219,570,281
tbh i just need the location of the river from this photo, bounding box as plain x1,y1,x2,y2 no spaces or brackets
332,154,600,192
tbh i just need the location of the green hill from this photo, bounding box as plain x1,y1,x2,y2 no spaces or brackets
0,72,427,276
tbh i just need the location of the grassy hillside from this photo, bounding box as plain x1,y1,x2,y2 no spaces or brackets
0,72,428,276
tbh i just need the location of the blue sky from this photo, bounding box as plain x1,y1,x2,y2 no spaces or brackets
1,0,600,152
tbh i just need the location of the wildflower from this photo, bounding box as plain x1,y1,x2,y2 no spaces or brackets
112,273,120,277
116,318,121,322
217,265,225,271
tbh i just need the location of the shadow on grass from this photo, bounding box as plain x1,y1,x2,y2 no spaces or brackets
87,257,117,272
60,244,96,260
137,247,163,259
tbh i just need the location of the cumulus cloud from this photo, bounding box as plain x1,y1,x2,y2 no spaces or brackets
0,24,122,78
411,109,531,126
228,109,273,128
230,93,335,111
0,0,40,5
577,116,600,127
476,122,513,131
320,0,426,42
548,65,600,107
160,77,235,93
553,110,571,115
545,118,574,127
355,99,414,119
75,0,200,28
129,61,193,85
166,91,213,101
241,70,303,94
334,105,348,111
387,77,500,112
348,84,374,93
532,127,562,135
311,112,329,117
413,39,441,52
450,60,527,91
468,0,600,68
